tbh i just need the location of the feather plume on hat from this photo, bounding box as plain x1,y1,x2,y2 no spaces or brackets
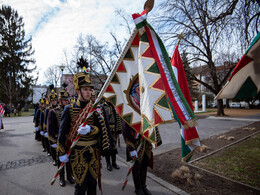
77,56,90,74
59,82,69,100
73,56,93,90
48,84,57,100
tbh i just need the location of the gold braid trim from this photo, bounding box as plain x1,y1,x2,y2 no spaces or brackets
70,146,100,186
185,138,200,145
96,108,110,151
183,119,198,129
89,149,100,180
76,139,98,146
71,148,89,185
57,142,66,155
125,139,135,150
181,146,200,164
48,135,57,143
66,103,92,148
115,113,122,134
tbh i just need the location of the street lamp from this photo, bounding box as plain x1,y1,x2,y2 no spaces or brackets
60,65,65,86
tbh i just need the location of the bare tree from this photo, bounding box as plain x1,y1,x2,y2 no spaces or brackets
59,10,133,87
44,66,61,88
115,9,133,35
154,0,259,116
235,0,260,52
2,79,16,105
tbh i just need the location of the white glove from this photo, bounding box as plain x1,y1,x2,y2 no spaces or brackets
35,127,39,131
44,132,48,138
59,154,69,163
40,131,44,135
130,150,138,158
77,124,91,135
50,143,57,148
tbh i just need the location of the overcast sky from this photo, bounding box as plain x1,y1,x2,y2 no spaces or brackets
1,0,160,85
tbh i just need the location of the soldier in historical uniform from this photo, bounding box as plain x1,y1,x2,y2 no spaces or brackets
102,99,122,171
33,103,39,123
39,96,48,152
121,79,162,195
47,83,75,186
57,57,112,195
122,121,162,195
43,85,58,155
34,99,43,141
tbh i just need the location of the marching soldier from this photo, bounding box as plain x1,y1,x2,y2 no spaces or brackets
47,83,75,186
34,99,42,141
122,121,162,195
57,57,112,195
39,97,48,152
44,85,58,156
33,103,39,123
102,99,122,171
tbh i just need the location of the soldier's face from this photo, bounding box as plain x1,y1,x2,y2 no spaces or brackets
77,86,92,102
61,99,69,106
51,100,57,106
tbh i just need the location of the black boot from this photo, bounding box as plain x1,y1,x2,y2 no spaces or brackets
111,154,120,169
141,167,152,195
52,160,57,166
59,176,66,187
105,155,112,171
67,176,75,184
59,161,65,187
132,166,145,195
66,162,75,184
142,185,152,195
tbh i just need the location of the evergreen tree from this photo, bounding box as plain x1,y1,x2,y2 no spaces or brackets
0,5,36,106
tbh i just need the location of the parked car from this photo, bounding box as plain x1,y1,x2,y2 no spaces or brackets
230,102,241,108
211,103,217,108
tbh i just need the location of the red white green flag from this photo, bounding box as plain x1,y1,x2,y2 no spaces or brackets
102,9,197,148
216,32,260,100
0,104,5,116
171,45,200,162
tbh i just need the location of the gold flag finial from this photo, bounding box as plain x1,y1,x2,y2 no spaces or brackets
144,0,154,13
177,32,183,46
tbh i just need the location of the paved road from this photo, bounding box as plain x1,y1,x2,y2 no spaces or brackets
0,113,259,195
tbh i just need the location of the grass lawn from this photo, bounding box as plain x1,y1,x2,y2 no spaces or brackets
21,109,34,117
3,108,34,117
193,134,260,188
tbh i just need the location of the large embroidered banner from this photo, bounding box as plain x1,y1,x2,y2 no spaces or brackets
101,9,198,149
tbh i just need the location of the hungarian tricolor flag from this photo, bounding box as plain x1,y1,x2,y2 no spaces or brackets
0,104,4,116
102,9,197,153
0,104,4,129
171,45,200,162
216,32,260,100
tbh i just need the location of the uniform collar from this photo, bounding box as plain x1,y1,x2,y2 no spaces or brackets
76,99,89,108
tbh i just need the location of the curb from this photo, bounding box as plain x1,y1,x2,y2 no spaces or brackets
147,172,189,195
207,116,259,122
117,155,189,195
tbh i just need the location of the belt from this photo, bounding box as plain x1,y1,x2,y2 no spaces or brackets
75,139,98,146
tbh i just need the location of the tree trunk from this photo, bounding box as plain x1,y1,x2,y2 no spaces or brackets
226,99,230,108
217,99,225,116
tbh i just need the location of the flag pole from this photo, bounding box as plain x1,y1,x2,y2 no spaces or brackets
177,32,183,46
